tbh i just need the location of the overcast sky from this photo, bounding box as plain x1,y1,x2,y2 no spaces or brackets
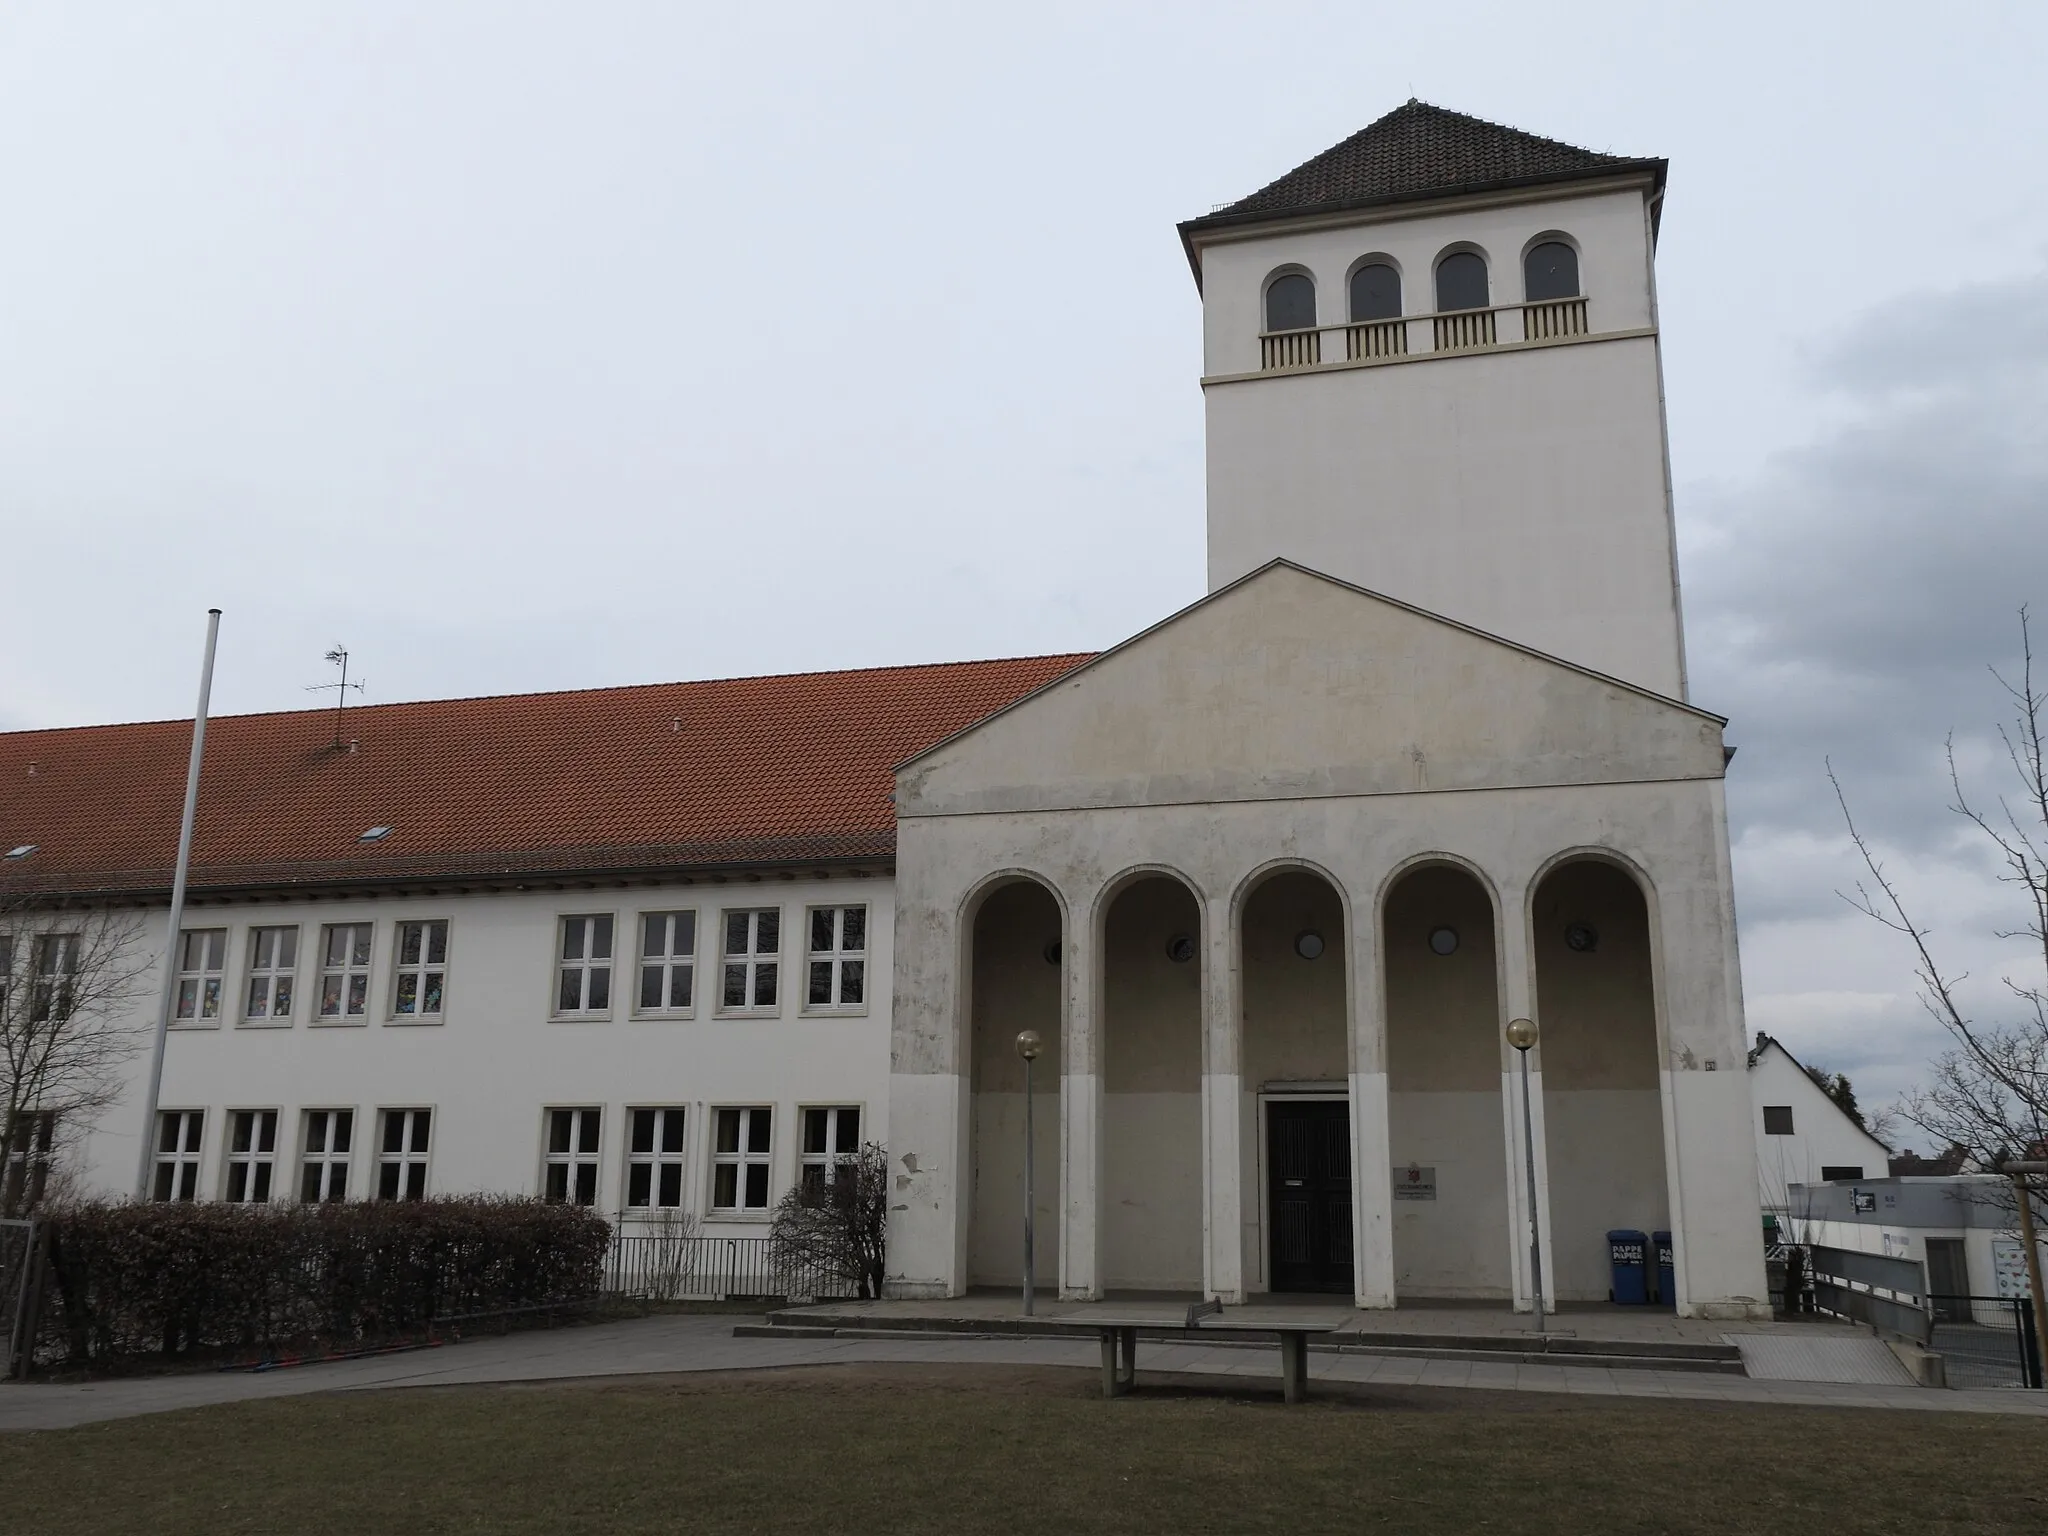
4,3,2044,1121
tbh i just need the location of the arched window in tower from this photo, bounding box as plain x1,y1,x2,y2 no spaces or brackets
1524,241,1580,301
1264,272,1317,333
1434,251,1489,312
1348,262,1401,322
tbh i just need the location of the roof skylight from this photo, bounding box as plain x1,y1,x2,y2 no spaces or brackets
5,844,36,859
358,826,393,843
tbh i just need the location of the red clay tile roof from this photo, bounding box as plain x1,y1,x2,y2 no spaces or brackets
1179,100,1663,253
0,656,1090,899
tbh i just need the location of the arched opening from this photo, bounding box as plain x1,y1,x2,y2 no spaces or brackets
1524,241,1580,301
1532,859,1669,1302
1240,868,1350,1295
1434,250,1489,312
1348,261,1402,321
1102,874,1204,1292
1383,864,1511,1299
965,879,1063,1290
1264,271,1317,333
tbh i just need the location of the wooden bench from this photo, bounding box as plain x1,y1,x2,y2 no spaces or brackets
1045,1300,1338,1404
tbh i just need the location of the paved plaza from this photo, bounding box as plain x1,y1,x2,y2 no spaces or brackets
5,1311,2045,1432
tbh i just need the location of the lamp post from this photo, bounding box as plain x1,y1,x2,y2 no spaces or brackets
1016,1029,1043,1316
1506,1017,1545,1329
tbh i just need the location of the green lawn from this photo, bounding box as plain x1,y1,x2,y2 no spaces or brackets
5,1363,2042,1535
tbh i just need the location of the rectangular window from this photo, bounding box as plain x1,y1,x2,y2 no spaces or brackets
318,923,374,1019
377,1108,432,1200
32,933,78,1021
173,929,227,1021
223,1109,278,1203
543,1108,602,1205
721,909,779,1011
1821,1165,1864,1181
711,1106,772,1211
2,1109,56,1214
243,926,298,1022
1763,1106,1794,1136
557,915,614,1015
152,1109,205,1201
625,1107,688,1209
800,1105,861,1190
805,905,867,1010
299,1109,353,1202
392,919,448,1019
637,911,697,1014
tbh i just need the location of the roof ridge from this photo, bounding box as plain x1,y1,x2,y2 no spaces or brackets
0,651,1099,740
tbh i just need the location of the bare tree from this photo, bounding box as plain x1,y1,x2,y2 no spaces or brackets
768,1142,887,1300
0,886,153,1218
1830,607,2048,1228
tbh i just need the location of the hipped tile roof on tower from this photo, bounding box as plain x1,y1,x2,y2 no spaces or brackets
1180,99,1663,239
0,655,1089,899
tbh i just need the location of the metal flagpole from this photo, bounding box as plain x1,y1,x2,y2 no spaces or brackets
134,609,222,1200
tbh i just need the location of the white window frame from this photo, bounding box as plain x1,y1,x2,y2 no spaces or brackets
152,1109,205,1201
317,922,375,1022
542,1107,603,1206
223,1108,279,1203
3,1108,56,1213
172,928,228,1024
375,1108,432,1201
242,925,299,1025
803,905,868,1013
710,1105,774,1213
299,1108,354,1202
31,933,78,1023
799,1104,862,1190
719,908,781,1014
390,918,450,1022
634,910,698,1017
624,1106,689,1212
555,914,616,1018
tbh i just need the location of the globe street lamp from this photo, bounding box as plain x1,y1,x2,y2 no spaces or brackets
1506,1017,1546,1330
1016,1029,1044,1316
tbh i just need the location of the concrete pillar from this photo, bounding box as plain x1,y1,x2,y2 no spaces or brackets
1350,880,1396,1309
1201,899,1244,1303
1498,878,1556,1313
1059,882,1103,1300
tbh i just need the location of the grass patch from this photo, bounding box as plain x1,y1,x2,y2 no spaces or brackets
5,1363,2043,1534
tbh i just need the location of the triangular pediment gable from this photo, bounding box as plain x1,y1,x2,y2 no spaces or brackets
896,562,1726,818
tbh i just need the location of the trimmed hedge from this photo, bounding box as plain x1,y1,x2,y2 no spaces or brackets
37,1197,610,1369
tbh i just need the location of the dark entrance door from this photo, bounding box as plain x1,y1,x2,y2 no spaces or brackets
1268,1100,1353,1294
1926,1238,1970,1320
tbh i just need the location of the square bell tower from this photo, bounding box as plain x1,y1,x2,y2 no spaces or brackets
1179,101,1688,699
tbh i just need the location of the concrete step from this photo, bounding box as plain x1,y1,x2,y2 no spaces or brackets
737,1314,1745,1374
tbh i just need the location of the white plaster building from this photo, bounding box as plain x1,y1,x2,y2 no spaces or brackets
3,102,1773,1317
1747,1032,1892,1222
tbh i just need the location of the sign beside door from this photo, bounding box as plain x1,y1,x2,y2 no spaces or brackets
1394,1165,1437,1201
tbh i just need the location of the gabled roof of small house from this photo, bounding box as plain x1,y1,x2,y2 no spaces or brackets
1178,99,1666,273
0,654,1090,900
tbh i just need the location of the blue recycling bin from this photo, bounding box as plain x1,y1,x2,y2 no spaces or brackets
1607,1229,1650,1305
1653,1230,1675,1305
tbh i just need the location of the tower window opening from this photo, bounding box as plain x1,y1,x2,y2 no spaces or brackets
1434,251,1489,313
1264,272,1317,333
1524,241,1580,302
1349,262,1402,322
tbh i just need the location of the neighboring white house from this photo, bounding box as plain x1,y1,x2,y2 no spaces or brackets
1748,1032,1892,1221
2,102,1777,1318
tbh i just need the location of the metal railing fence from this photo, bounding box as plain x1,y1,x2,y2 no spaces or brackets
1809,1244,1931,1345
1929,1295,2042,1390
602,1233,858,1302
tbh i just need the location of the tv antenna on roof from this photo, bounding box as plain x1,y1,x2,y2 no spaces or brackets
306,645,366,750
